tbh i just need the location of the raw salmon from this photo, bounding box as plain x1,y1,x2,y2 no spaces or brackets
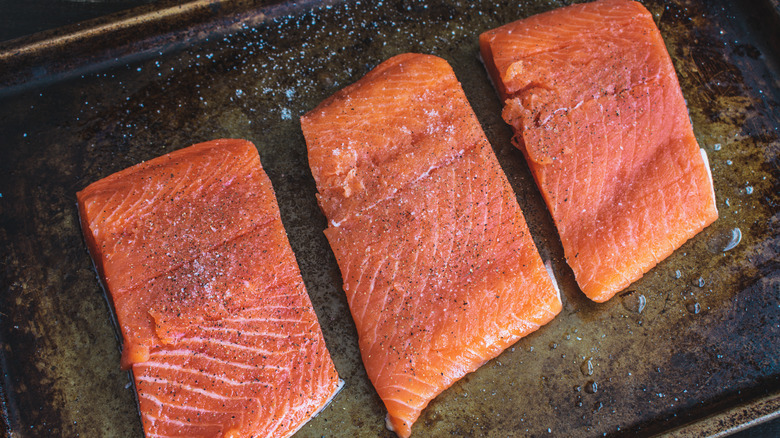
77,139,341,438
301,53,561,438
480,0,718,303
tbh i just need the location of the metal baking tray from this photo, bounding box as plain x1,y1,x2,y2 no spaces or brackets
0,0,777,436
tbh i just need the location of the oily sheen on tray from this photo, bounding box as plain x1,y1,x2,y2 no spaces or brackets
301,53,562,438
77,139,340,438
480,0,718,302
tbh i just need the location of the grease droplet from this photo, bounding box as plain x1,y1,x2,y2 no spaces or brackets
686,301,701,314
621,291,647,314
709,227,742,253
693,277,705,288
581,357,594,376
585,380,598,394
722,228,742,252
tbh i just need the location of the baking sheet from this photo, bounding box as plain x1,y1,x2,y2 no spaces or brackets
0,0,778,436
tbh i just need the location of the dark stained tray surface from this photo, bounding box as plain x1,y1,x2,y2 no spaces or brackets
0,0,778,436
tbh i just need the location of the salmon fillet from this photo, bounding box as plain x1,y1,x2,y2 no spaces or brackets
77,139,341,438
301,53,561,438
480,0,718,303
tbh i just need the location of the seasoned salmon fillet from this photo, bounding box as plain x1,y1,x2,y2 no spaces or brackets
77,139,341,438
480,0,718,302
301,54,561,438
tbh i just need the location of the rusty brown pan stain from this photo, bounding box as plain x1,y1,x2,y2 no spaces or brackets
0,0,778,437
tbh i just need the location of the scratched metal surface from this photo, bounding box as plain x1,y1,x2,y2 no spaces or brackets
0,0,778,436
